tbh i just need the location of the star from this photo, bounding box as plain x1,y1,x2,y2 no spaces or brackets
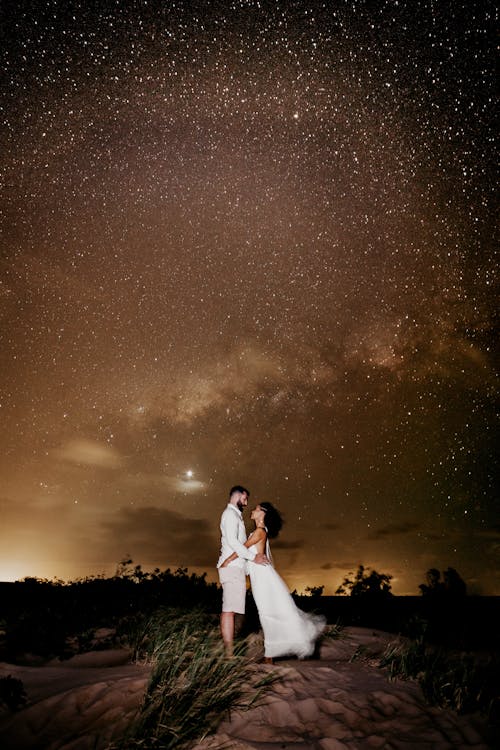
0,0,495,594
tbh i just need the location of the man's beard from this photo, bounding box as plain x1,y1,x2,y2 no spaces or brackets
236,500,245,512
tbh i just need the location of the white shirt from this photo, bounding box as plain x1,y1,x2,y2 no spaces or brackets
217,503,257,569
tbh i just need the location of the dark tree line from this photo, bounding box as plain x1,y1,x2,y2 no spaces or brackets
419,567,467,597
0,562,220,661
333,564,467,599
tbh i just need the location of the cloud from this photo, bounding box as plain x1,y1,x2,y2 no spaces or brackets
481,540,500,565
109,469,207,496
55,439,124,469
272,538,304,550
476,526,500,538
425,532,446,541
100,506,217,567
321,560,364,572
164,475,207,494
367,521,420,540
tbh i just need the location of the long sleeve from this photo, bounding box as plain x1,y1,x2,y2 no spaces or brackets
219,508,256,564
225,513,256,560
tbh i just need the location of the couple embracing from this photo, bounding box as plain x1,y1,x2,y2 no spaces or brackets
217,485,326,660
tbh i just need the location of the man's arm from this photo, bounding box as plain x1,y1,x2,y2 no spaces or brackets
220,528,268,567
224,512,257,561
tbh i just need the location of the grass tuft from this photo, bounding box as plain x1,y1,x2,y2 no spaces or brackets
110,607,278,749
322,620,344,641
380,638,500,720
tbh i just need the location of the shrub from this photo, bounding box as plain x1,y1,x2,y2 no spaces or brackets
0,676,27,711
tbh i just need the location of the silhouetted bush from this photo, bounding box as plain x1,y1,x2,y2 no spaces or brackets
419,567,467,598
0,675,27,711
0,565,220,661
336,565,393,597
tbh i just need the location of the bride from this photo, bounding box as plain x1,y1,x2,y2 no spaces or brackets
220,502,326,660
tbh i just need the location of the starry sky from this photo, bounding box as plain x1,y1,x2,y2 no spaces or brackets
0,0,497,594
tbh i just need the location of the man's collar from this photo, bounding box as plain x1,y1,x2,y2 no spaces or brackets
227,502,242,516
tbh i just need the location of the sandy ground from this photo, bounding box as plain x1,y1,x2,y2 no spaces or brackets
0,648,149,750
0,627,495,750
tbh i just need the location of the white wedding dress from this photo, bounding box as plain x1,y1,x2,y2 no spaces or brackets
248,540,326,659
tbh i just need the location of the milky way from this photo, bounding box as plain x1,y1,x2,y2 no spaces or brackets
0,0,497,593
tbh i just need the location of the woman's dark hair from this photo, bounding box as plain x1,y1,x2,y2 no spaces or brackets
260,502,283,539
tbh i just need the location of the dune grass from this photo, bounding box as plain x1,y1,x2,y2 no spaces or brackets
380,637,500,720
111,607,278,749
322,620,344,641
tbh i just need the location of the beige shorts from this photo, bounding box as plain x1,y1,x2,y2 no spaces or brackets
218,565,246,614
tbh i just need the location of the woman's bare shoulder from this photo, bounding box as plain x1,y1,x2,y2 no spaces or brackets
249,527,266,541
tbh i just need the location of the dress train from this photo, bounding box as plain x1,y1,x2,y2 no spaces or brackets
248,541,326,658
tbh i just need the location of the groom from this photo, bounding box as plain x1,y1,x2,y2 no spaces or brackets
217,485,267,654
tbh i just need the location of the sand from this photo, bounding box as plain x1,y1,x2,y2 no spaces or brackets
0,649,149,750
0,628,495,750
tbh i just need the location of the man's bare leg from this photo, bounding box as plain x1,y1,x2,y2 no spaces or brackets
220,611,235,656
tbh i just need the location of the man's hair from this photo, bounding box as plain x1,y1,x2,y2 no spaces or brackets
229,485,250,498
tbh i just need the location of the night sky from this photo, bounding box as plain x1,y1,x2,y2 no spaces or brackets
0,0,497,594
